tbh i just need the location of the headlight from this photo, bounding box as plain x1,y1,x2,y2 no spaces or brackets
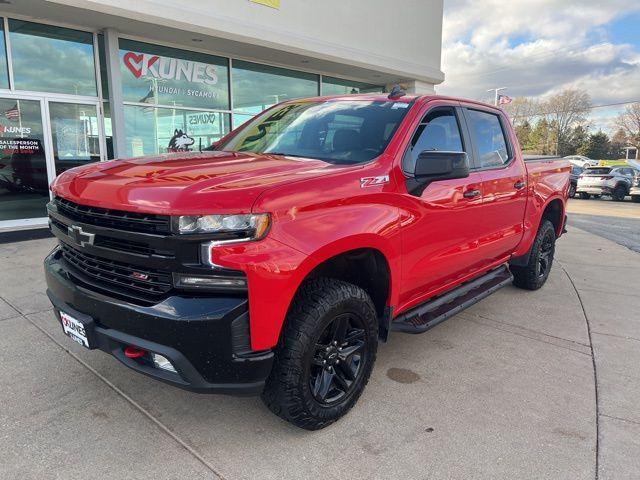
177,213,270,238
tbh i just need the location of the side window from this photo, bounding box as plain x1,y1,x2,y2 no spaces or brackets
467,109,510,168
403,108,464,174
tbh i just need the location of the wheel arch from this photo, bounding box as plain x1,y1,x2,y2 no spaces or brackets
615,181,630,193
510,196,565,267
541,197,565,237
283,236,397,342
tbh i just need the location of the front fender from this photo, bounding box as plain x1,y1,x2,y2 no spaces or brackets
213,231,400,351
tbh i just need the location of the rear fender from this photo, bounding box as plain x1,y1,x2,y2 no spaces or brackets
511,194,566,263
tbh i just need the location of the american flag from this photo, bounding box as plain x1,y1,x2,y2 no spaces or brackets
4,103,20,121
498,94,513,105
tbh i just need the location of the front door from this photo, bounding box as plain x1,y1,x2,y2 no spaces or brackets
46,100,104,177
398,104,487,311
0,95,105,230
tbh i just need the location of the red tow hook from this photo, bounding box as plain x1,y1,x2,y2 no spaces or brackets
124,346,147,359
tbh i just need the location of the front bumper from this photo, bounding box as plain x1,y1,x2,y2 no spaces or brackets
44,247,273,395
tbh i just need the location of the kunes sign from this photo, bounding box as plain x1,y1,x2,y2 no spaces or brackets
123,52,219,85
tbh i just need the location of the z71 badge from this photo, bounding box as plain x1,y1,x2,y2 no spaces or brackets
360,175,389,188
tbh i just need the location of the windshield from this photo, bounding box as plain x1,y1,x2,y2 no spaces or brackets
219,100,411,164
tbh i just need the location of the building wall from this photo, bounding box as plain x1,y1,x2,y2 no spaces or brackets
49,0,444,86
0,2,444,230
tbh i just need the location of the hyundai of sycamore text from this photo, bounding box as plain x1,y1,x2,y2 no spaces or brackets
45,93,570,430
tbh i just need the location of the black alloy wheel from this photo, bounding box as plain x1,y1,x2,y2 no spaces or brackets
261,278,378,430
309,313,367,405
511,219,556,290
537,230,554,280
612,185,627,202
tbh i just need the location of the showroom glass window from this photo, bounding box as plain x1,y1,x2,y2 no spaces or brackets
9,20,97,96
119,39,229,110
232,61,318,128
120,39,231,156
124,106,231,157
0,20,9,89
321,76,382,96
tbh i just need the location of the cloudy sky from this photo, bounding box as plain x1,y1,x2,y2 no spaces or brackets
436,0,640,133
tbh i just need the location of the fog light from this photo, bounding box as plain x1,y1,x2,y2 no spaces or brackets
152,353,177,373
174,274,247,289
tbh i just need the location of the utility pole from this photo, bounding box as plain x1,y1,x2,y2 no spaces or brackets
487,87,507,106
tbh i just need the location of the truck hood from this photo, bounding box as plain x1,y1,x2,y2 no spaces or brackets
51,151,341,214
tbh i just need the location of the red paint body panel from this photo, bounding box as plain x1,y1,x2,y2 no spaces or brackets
50,94,569,351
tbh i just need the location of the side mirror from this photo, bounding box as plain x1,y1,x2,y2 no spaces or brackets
407,151,470,196
414,150,470,180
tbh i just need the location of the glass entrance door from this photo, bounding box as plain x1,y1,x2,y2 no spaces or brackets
47,101,103,176
0,97,50,224
0,95,105,230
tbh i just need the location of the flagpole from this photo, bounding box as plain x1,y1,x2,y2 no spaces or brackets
17,99,23,138
487,87,506,106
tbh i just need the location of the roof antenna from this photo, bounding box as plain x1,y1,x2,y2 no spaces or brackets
388,84,406,99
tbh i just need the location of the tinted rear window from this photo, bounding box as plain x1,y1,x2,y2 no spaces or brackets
585,168,611,175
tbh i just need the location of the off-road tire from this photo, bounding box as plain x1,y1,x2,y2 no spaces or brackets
579,192,590,199
612,185,627,202
632,195,640,203
261,278,378,430
568,183,577,198
511,219,556,291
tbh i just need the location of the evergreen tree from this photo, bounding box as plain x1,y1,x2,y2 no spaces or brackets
578,131,610,160
565,125,589,156
515,121,532,151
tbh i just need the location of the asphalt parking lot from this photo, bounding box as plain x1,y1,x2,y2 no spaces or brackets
1,200,639,479
567,196,640,253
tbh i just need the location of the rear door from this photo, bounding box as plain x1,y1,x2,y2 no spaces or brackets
462,107,527,265
398,103,487,309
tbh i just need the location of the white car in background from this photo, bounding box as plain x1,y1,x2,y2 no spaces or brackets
563,155,599,168
576,166,638,201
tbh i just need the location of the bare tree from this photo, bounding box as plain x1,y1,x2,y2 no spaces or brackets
542,89,591,155
502,97,540,126
615,103,640,150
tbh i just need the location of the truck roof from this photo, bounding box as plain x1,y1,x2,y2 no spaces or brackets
289,93,502,111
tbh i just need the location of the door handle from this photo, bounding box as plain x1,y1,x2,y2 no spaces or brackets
514,180,526,189
463,189,481,199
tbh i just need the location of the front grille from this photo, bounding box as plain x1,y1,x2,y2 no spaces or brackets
93,236,174,258
55,197,171,234
50,216,174,258
60,243,172,299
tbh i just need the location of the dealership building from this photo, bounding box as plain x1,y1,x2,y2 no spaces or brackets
0,0,444,232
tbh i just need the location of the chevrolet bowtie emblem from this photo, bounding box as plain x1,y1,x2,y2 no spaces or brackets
68,225,95,248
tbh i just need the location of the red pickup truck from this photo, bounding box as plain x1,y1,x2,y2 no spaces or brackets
45,93,570,430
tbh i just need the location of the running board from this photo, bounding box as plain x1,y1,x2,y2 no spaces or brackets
391,265,513,334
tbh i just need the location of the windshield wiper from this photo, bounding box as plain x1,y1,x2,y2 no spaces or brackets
263,152,306,158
